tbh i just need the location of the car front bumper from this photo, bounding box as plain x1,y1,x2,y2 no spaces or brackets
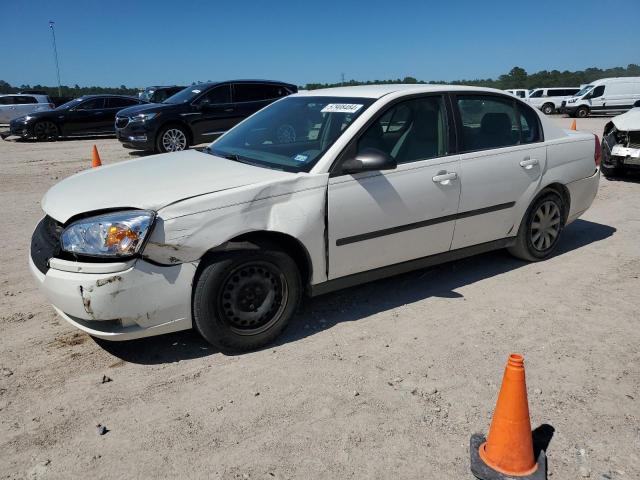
116,121,156,151
30,255,197,340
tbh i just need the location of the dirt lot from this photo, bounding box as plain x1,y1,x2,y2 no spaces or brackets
0,116,638,479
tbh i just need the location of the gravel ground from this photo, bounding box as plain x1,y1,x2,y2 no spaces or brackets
0,116,638,479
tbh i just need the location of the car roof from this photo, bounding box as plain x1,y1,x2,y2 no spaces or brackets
193,80,296,89
78,94,139,99
294,84,518,99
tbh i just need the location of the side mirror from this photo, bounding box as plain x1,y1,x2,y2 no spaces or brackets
341,148,397,174
197,99,211,111
634,100,640,108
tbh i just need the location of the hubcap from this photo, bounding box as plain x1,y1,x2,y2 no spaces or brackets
530,200,561,251
35,121,57,139
162,129,187,151
217,261,288,335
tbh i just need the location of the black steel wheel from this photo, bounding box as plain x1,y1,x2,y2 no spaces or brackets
33,121,59,141
576,106,589,118
508,190,565,262
193,246,301,352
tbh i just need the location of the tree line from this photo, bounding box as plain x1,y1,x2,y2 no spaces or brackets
2,64,639,97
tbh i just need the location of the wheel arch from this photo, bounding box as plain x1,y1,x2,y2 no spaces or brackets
195,230,313,294
536,182,571,223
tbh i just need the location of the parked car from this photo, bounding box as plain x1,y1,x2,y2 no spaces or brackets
561,77,640,118
0,94,54,123
9,95,145,140
138,85,185,103
115,80,297,152
30,85,600,352
526,87,580,115
601,100,640,178
505,89,530,100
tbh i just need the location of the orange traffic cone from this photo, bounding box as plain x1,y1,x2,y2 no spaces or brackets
570,119,577,131
91,145,102,168
470,354,546,479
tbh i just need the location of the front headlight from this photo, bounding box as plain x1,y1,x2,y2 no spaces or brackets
61,210,155,257
130,112,158,123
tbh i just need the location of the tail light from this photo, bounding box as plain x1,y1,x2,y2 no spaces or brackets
594,134,601,167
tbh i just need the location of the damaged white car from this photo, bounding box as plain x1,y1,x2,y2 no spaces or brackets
30,85,601,352
601,100,640,178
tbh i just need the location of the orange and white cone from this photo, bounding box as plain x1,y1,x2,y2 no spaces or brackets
91,145,102,168
470,354,547,479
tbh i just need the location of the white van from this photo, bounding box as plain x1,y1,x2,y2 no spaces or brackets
562,77,640,118
527,87,581,115
505,89,530,100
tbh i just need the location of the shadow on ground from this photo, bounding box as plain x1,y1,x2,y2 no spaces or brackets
97,219,615,364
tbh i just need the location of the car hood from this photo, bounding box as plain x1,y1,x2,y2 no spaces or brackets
117,102,180,117
611,108,640,132
42,149,294,223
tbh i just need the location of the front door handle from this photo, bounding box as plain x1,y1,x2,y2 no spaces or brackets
224,108,234,112
432,172,458,184
519,158,539,169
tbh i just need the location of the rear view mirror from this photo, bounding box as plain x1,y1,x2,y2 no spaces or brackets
341,148,397,174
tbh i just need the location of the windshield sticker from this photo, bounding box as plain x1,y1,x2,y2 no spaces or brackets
321,103,364,114
293,154,308,162
191,89,201,94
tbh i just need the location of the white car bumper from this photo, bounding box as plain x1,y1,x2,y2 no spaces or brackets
566,168,600,224
29,256,197,341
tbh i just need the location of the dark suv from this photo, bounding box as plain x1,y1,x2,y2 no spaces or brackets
116,80,297,152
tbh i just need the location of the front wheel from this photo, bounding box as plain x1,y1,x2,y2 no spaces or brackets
576,106,589,118
193,247,302,352
33,121,59,141
508,191,565,262
156,125,189,153
541,103,555,115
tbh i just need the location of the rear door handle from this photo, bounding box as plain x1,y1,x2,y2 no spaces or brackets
432,172,458,183
519,158,539,169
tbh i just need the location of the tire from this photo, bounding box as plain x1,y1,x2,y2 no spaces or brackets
541,103,555,115
600,143,624,178
33,121,59,141
193,246,302,352
508,191,565,262
576,106,589,118
156,124,189,153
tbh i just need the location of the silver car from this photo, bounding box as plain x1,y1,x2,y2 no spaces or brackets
0,94,54,123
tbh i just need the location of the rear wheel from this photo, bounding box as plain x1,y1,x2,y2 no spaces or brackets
33,121,59,141
508,191,565,262
541,103,555,115
576,106,589,118
193,246,301,352
156,125,188,153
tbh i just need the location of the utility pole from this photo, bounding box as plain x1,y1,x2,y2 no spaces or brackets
49,21,62,97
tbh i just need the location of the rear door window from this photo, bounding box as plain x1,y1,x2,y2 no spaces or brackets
234,83,270,102
14,96,38,104
0,96,17,105
106,97,139,109
457,95,520,151
517,103,542,144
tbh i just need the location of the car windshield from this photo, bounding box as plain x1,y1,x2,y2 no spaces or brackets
163,86,203,104
206,96,375,173
55,98,84,110
575,85,594,97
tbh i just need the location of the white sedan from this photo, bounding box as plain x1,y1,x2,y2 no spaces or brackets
30,85,600,351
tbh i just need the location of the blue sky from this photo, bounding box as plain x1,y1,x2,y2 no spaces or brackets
2,0,638,88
